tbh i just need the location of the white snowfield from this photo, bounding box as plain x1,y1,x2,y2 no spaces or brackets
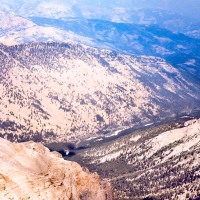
146,119,200,161
79,118,200,199
0,11,94,46
88,119,200,165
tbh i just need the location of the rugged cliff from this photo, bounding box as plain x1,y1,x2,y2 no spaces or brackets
0,138,113,200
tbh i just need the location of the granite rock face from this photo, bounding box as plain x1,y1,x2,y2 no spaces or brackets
0,138,113,200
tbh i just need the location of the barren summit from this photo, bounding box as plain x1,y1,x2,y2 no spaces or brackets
0,42,200,143
0,137,113,200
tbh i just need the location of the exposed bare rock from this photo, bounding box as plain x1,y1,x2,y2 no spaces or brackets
0,138,113,200
184,119,197,127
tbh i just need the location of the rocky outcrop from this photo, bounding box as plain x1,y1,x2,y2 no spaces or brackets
0,138,113,200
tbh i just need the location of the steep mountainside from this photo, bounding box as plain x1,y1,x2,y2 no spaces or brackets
29,17,200,74
68,119,200,200
1,1,199,38
0,11,34,34
1,11,200,76
0,42,200,143
0,138,113,200
0,12,92,47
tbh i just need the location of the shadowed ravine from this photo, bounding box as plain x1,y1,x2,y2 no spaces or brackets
45,110,200,158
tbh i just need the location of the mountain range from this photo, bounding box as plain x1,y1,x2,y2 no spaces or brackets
0,2,200,200
0,42,200,143
0,10,200,79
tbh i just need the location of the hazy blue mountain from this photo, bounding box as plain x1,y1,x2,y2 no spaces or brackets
1,9,199,77
1,1,200,39
1,0,200,20
1,0,200,40
29,17,200,76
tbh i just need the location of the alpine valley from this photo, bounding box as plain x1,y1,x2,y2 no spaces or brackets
0,42,199,143
0,1,200,200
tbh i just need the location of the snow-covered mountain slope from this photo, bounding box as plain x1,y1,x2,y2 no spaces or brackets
0,137,113,200
1,0,200,39
1,11,200,76
95,8,200,39
29,17,200,74
0,11,93,46
65,7,200,39
0,0,76,19
70,118,200,200
0,42,199,143
0,11,34,32
0,11,35,46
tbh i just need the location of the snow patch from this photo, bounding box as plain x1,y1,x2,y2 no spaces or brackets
99,150,123,163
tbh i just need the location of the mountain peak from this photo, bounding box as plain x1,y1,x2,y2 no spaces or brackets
0,137,113,200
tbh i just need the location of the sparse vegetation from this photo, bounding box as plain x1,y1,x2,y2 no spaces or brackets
68,119,200,200
1,42,200,143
